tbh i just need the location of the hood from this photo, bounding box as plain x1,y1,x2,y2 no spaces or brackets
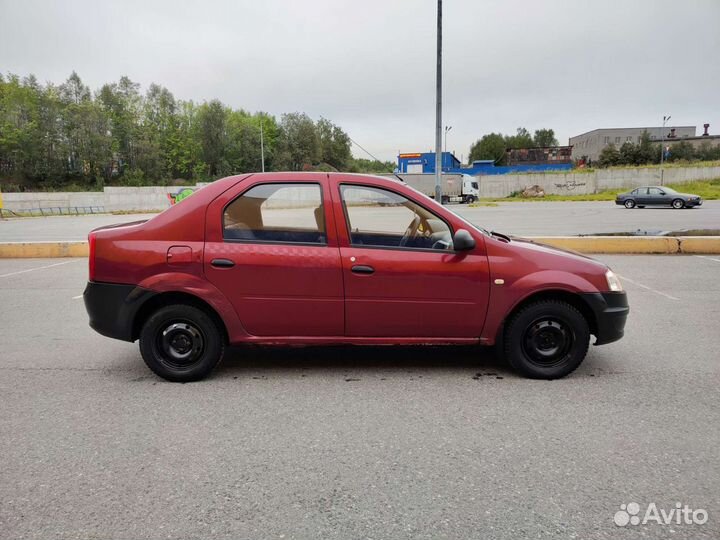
507,235,607,268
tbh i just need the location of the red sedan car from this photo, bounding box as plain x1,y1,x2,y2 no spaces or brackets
84,172,628,381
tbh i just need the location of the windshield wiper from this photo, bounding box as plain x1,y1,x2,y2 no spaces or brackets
490,230,511,242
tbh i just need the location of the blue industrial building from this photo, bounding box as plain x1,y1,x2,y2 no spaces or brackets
397,152,573,176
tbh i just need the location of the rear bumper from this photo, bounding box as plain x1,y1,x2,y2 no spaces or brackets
580,292,629,345
84,281,155,342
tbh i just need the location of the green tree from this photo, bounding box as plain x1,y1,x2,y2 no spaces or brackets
316,117,351,170
275,112,321,171
468,133,507,164
505,127,534,149
197,99,228,177
598,143,620,167
636,131,659,165
619,141,639,165
533,128,558,147
667,141,696,162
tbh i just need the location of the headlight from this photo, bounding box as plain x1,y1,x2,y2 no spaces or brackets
605,269,623,292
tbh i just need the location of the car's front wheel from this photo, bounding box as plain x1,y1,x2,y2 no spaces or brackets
624,199,636,209
503,300,590,379
672,198,685,209
139,304,225,382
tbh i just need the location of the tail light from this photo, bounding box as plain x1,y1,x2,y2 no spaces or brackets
88,232,96,281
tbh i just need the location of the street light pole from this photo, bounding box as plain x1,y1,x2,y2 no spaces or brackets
660,115,670,185
434,0,443,203
259,114,265,173
444,125,452,157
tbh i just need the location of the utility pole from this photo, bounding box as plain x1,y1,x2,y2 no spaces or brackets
260,114,265,173
660,115,670,185
434,0,443,203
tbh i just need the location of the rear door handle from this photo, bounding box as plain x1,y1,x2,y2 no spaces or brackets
351,265,375,275
211,258,235,268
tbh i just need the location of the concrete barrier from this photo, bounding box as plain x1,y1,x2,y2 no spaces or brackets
530,236,680,254
2,237,720,258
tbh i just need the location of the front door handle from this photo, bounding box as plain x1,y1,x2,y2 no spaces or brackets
211,258,235,268
351,265,375,275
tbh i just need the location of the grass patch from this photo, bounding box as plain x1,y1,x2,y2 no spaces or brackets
481,178,720,202
467,202,499,207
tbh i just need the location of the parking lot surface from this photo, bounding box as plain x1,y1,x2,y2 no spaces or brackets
1,200,718,241
0,255,718,539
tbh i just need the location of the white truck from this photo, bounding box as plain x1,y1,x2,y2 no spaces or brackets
387,173,480,204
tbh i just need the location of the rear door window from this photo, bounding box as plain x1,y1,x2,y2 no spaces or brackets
223,183,326,244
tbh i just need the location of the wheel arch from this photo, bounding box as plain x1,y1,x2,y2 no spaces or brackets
132,291,229,344
495,289,599,346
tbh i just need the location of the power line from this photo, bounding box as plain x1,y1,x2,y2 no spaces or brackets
349,136,385,164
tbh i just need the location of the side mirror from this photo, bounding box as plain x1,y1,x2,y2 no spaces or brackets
452,229,476,251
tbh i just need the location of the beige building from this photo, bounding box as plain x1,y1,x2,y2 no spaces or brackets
570,126,696,161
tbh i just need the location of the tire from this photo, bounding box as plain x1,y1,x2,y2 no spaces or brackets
637,205,645,208
503,300,590,379
624,199,636,209
672,198,684,209
441,195,450,204
465,195,476,204
139,304,225,382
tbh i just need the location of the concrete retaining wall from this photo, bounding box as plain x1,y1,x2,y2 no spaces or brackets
2,185,191,212
477,165,720,198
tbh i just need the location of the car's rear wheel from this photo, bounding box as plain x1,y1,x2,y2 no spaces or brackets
503,300,590,379
139,304,224,382
624,199,636,209
672,198,685,209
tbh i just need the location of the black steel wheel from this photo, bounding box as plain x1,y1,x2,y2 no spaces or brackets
139,304,224,382
503,300,590,379
624,199,636,209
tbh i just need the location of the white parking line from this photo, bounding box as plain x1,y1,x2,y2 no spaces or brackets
694,255,720,263
616,274,679,301
0,259,80,278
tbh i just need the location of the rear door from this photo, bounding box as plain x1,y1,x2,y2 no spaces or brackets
204,174,344,337
331,178,490,338
635,188,651,205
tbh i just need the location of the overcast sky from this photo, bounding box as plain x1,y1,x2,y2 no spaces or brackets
1,0,718,162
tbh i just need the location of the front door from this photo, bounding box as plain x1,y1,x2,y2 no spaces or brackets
204,180,344,337
335,182,490,338
647,187,667,206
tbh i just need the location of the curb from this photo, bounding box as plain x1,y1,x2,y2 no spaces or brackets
0,242,89,258
1,237,719,258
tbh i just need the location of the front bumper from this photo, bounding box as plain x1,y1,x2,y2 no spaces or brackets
84,281,155,342
580,291,629,345
686,199,702,207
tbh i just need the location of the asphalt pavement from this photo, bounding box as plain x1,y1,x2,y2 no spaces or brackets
0,255,718,539
1,200,718,241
